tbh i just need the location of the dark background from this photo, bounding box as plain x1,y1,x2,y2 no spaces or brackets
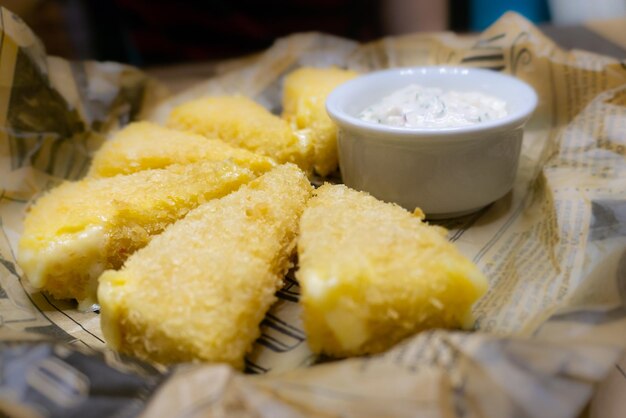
2,0,556,67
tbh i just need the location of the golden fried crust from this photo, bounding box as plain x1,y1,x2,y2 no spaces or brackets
282,67,358,176
18,161,256,307
88,121,275,177
98,164,313,368
297,184,488,357
168,96,313,173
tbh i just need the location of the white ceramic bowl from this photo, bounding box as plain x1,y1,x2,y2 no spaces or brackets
326,66,538,218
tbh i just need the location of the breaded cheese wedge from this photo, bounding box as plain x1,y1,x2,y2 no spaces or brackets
282,67,358,176
168,95,312,172
297,184,488,357
88,121,275,177
18,161,255,309
98,164,312,367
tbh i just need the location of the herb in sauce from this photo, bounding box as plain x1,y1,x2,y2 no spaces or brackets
359,84,507,128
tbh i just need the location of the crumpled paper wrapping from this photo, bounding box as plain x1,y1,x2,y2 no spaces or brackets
0,8,624,418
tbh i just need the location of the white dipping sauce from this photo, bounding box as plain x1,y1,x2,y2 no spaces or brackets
359,84,507,128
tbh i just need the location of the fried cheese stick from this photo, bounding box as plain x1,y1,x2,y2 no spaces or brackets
297,184,488,357
18,161,255,309
282,67,358,176
167,95,312,173
88,121,275,177
98,164,312,367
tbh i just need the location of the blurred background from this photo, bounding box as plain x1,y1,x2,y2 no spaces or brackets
1,0,625,67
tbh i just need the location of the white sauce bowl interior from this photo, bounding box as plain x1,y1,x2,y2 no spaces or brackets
326,66,538,218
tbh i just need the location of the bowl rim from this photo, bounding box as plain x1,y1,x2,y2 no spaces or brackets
326,65,538,142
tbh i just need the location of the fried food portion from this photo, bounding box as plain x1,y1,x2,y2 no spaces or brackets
297,184,488,357
282,67,358,176
88,121,276,177
167,95,312,172
18,161,255,309
98,164,312,367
